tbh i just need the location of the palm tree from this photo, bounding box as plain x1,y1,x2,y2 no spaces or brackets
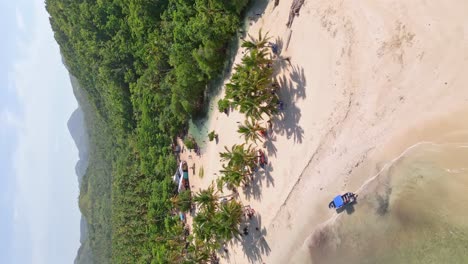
171,189,192,212
241,29,271,52
238,97,264,121
193,209,216,242
241,48,271,69
193,185,218,213
185,236,215,263
218,164,247,188
237,119,265,144
213,200,244,242
219,144,257,170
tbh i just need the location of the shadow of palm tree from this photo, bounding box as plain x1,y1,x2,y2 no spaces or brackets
243,173,263,201
289,64,307,99
263,162,275,188
236,214,271,263
273,71,305,143
243,162,275,201
275,36,284,56
264,138,278,157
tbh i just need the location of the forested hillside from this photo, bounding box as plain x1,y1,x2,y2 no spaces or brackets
45,0,249,263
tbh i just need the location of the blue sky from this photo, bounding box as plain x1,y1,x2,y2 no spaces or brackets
1,0,80,263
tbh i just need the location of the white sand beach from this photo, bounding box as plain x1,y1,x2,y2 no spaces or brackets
181,0,468,263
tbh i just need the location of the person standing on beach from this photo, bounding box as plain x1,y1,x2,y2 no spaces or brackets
267,120,273,132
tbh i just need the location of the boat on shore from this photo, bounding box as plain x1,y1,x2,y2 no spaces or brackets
175,161,190,193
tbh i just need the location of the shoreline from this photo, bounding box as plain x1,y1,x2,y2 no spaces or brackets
181,0,468,263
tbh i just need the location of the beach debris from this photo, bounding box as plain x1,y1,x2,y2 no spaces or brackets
286,0,305,28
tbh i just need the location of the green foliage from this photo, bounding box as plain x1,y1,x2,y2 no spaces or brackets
237,119,265,144
217,98,230,113
45,0,250,262
192,194,243,250
184,136,197,150
208,130,217,141
177,190,193,212
193,185,218,214
220,30,279,121
220,144,257,171
218,144,257,188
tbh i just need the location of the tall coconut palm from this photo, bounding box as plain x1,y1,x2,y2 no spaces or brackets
241,48,271,69
213,200,244,242
193,209,216,242
237,119,265,144
193,185,218,213
178,190,193,212
219,164,247,188
185,237,214,263
238,97,264,121
219,144,257,169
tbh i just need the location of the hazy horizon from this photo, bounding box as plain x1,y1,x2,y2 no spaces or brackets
1,0,81,263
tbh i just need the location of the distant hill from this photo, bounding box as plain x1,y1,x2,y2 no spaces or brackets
67,74,93,264
67,107,89,185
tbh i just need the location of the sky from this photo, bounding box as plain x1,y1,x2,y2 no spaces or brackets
1,0,81,263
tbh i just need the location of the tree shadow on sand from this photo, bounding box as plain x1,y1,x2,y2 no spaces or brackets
243,164,275,201
273,63,306,144
234,214,271,263
263,136,278,157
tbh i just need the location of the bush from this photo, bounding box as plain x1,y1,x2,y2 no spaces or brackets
208,130,218,141
184,137,196,149
217,99,230,113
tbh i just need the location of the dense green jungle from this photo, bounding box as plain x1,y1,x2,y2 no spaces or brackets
46,0,250,263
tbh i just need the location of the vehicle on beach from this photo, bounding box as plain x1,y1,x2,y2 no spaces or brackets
328,192,358,210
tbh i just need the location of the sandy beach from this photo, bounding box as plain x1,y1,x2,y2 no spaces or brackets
180,0,468,263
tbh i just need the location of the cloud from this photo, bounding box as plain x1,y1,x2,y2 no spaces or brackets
7,71,15,92
9,1,81,264
15,7,25,32
0,108,21,128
